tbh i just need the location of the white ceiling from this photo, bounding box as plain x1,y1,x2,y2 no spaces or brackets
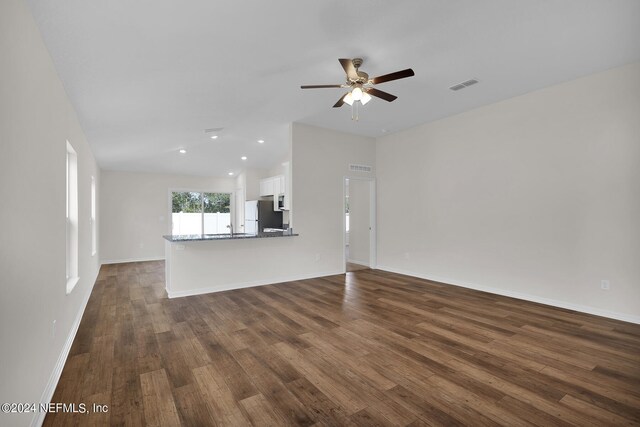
27,0,640,177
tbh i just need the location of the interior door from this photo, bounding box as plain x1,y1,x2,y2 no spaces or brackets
348,179,370,267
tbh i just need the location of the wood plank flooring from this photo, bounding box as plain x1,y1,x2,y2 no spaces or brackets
346,262,369,272
45,261,640,426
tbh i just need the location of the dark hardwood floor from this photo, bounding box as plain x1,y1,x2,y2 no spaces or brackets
45,261,640,426
346,262,369,272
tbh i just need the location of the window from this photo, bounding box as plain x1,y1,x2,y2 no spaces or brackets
91,176,97,256
66,141,79,294
171,191,232,235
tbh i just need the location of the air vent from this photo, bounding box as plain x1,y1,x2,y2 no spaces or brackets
349,164,373,173
204,127,224,133
449,78,479,91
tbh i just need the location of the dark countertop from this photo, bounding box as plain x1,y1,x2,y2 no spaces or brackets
163,231,299,242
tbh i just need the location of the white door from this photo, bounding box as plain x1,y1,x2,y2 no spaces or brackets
347,179,371,267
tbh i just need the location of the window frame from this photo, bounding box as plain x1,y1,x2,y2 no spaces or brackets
91,175,97,256
66,141,79,294
168,188,234,236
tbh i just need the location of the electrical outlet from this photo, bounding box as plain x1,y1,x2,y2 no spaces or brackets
314,253,321,262
404,252,410,260
601,280,610,290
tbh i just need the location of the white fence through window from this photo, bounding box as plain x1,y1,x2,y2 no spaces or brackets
172,212,231,235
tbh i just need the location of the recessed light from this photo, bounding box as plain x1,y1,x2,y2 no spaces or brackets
210,135,218,140
228,172,234,176
179,149,187,154
258,139,265,144
241,156,247,160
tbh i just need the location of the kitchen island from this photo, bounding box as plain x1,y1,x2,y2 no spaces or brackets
163,230,298,242
163,231,308,298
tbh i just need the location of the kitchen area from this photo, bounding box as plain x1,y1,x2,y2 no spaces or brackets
163,160,301,297
245,162,292,234
100,123,372,299
167,160,293,237
239,159,293,235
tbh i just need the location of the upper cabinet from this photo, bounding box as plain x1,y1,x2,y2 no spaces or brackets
282,162,290,211
259,175,284,197
259,178,275,197
273,175,284,196
259,165,290,211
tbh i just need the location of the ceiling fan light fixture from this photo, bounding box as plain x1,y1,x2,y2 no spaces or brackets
351,86,363,101
301,58,415,113
343,92,354,106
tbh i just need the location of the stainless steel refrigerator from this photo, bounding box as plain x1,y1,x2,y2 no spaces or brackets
245,200,283,234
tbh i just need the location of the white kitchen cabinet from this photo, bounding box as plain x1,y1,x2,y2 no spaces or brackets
278,175,285,193
273,175,282,196
259,177,275,197
259,172,288,211
272,175,286,211
282,162,290,211
272,176,281,211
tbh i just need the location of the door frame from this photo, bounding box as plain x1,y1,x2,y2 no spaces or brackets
342,176,376,273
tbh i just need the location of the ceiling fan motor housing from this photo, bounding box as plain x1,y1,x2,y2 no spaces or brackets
351,58,369,84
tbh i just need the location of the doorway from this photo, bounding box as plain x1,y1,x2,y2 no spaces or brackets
344,177,376,273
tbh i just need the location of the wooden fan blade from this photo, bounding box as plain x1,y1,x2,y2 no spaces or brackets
366,87,397,102
333,93,349,108
339,58,358,80
371,68,415,85
301,84,343,89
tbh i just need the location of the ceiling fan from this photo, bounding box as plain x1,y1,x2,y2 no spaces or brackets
301,58,415,108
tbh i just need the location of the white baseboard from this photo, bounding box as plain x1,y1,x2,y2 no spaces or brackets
31,269,99,427
101,256,164,265
376,265,640,325
347,259,369,267
167,269,344,299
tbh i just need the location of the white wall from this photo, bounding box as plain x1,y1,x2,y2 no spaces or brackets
376,62,640,322
267,158,290,179
348,179,371,266
292,123,376,274
0,0,101,425
245,168,270,201
100,170,235,263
